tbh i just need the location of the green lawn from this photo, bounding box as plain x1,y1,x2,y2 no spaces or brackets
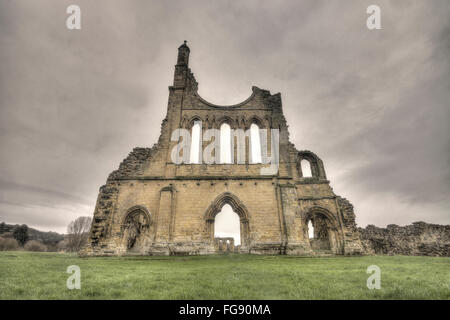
0,252,448,299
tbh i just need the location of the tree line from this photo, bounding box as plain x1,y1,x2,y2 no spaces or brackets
0,216,92,252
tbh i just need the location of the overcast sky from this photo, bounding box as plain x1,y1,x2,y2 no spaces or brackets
0,0,449,234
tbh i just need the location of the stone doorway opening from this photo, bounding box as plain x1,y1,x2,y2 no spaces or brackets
205,192,250,254
304,210,341,254
306,215,331,252
121,206,150,253
214,204,240,253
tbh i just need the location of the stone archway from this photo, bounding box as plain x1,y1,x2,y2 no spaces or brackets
204,192,250,252
304,207,343,254
121,206,151,252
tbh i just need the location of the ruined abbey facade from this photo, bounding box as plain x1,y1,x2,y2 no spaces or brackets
82,42,363,256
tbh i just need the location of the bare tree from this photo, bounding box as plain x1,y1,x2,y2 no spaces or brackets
66,216,92,252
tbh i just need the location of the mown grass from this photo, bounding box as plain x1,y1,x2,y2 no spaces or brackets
0,252,448,299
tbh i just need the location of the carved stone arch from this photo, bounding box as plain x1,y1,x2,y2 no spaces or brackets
303,206,343,254
245,117,265,164
204,192,251,251
204,192,250,221
217,116,235,129
297,150,327,179
121,205,152,251
303,206,339,228
186,116,203,130
122,205,151,227
186,117,203,164
245,116,265,130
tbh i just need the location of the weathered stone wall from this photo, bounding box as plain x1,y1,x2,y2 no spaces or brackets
215,237,235,252
81,42,363,257
358,222,449,256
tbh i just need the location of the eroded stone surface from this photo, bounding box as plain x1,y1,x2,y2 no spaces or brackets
359,222,449,256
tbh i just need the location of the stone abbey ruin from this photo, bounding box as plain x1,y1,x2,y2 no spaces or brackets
82,42,366,256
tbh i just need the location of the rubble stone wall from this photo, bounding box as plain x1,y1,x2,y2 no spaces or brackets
358,222,449,256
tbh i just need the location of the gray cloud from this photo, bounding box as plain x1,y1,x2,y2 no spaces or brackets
0,0,449,233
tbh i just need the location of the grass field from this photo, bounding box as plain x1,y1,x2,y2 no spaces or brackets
0,252,448,299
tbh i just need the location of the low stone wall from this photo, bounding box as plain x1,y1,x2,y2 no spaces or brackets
358,222,449,256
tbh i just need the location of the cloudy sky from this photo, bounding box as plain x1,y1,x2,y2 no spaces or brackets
0,0,449,234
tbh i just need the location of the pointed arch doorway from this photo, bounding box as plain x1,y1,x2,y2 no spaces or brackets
204,192,250,253
303,207,343,254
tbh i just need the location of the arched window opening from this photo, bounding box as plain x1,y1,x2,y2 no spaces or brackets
190,121,201,164
122,209,149,250
301,159,312,177
220,123,232,164
250,123,262,163
214,204,240,245
307,220,314,239
306,214,331,252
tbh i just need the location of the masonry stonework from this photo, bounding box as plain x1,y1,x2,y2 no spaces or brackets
81,42,364,256
359,222,449,256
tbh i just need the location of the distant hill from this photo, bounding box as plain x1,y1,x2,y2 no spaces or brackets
0,222,64,246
